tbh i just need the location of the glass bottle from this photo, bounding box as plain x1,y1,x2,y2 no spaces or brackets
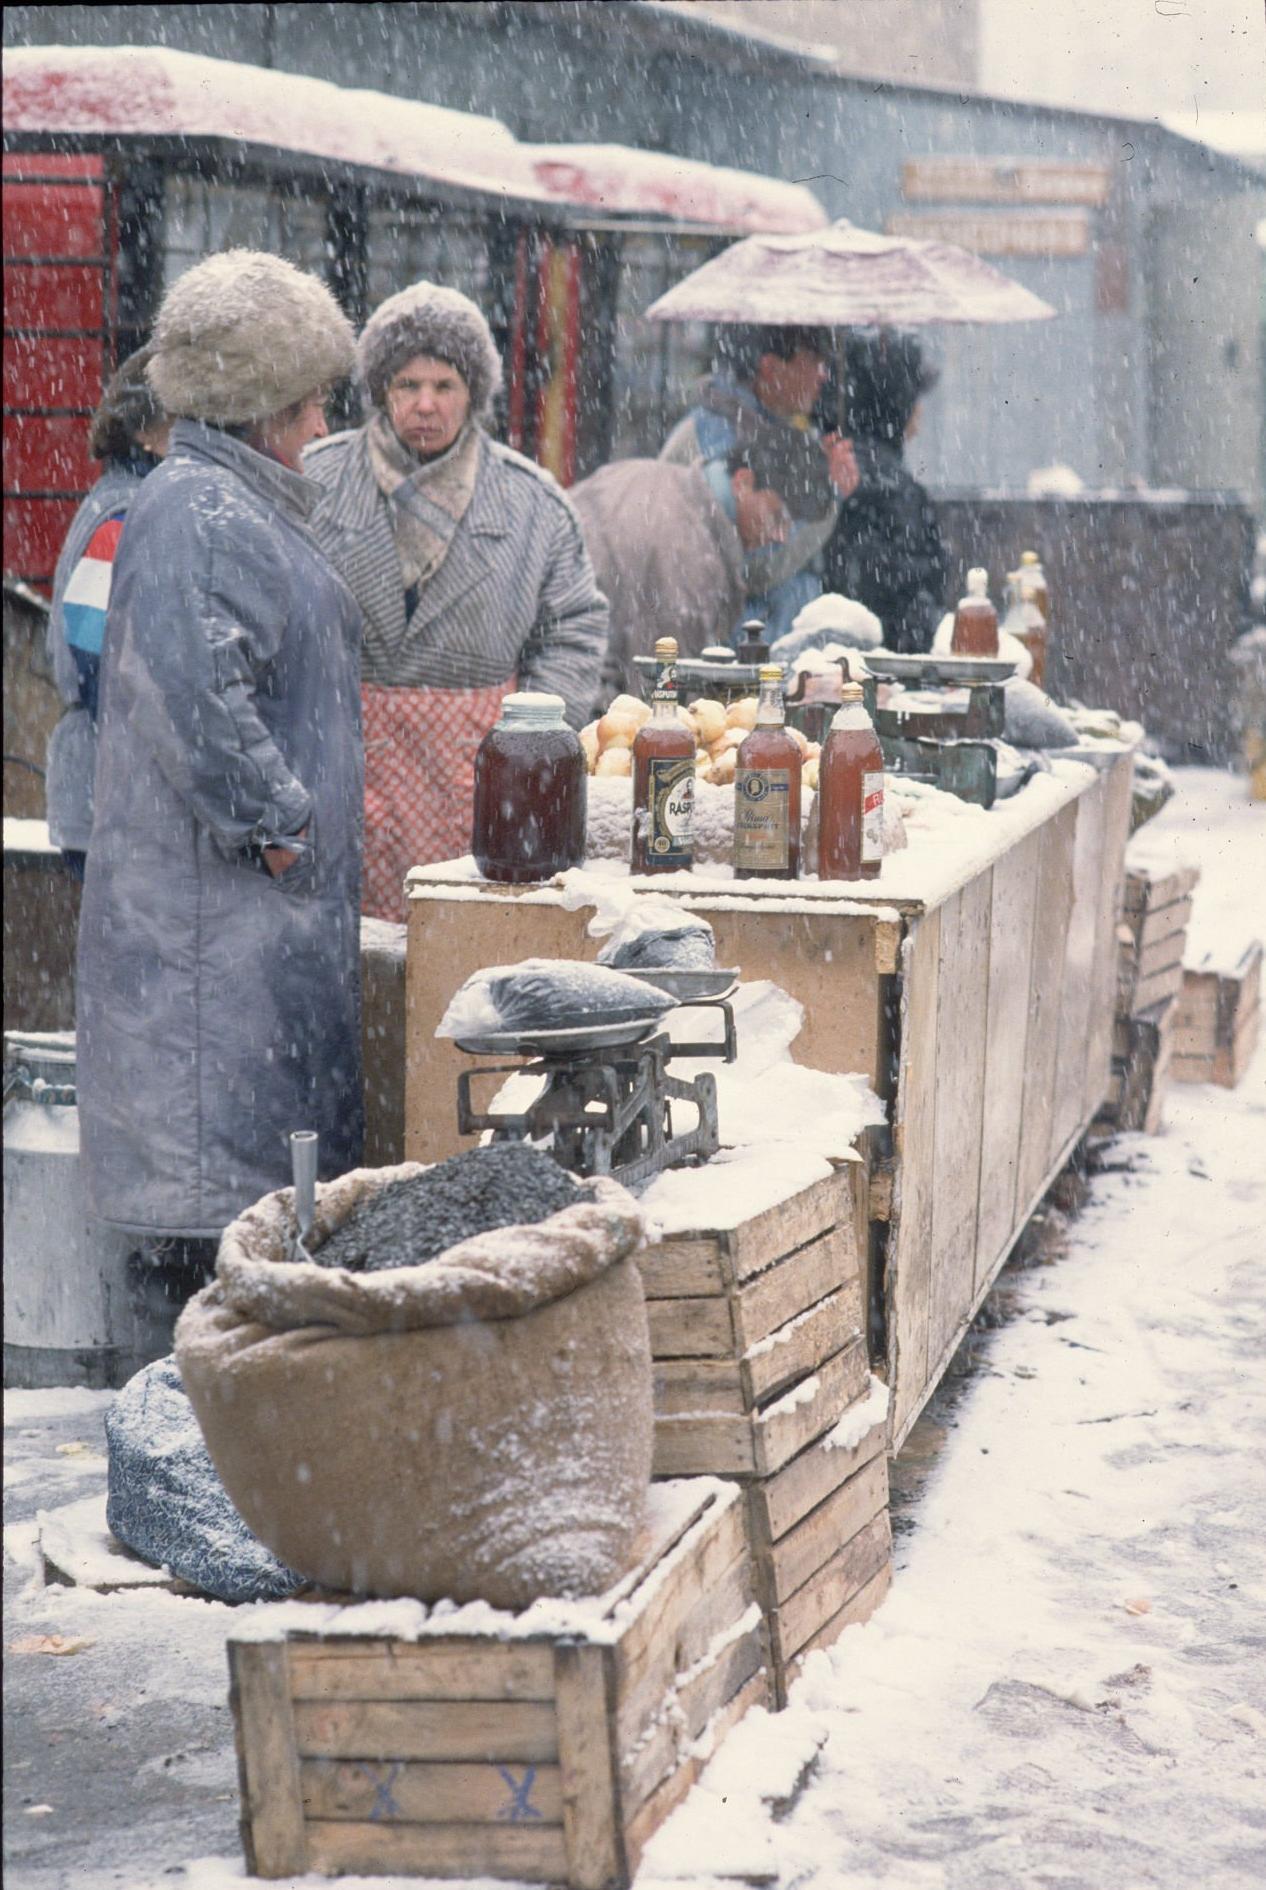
818,680,884,881
471,692,586,884
734,664,801,880
1018,549,1050,687
632,637,695,874
951,567,999,657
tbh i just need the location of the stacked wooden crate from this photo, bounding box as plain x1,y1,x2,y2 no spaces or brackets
228,1481,767,1887
1100,858,1200,1132
638,1166,890,1707
1172,941,1261,1088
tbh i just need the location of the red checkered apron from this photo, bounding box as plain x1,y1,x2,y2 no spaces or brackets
361,678,514,921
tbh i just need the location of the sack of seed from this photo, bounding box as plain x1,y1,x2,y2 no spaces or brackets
174,1147,652,1607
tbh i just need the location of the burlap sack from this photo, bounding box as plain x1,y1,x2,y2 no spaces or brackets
174,1165,653,1607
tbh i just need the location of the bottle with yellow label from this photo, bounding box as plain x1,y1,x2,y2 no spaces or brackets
734,665,800,880
631,638,695,873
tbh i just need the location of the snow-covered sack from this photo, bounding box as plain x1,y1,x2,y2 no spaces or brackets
174,1165,653,1606
593,896,716,971
436,957,674,1040
771,591,884,663
1001,678,1079,749
105,1356,303,1604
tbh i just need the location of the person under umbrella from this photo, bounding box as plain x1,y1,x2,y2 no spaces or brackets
819,329,948,654
45,346,171,876
305,281,608,919
76,249,364,1317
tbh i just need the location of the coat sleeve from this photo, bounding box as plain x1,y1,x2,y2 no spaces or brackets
105,490,313,856
514,495,610,729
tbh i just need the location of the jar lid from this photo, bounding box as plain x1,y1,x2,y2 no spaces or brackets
498,692,568,728
700,645,737,663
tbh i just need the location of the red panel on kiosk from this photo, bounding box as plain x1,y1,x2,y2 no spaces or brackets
4,495,79,584
6,262,105,331
4,332,104,411
6,412,98,495
3,181,106,259
2,152,104,180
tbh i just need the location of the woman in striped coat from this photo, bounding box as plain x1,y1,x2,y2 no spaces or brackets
305,282,608,919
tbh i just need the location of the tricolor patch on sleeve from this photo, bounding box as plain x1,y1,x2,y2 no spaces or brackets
62,515,125,655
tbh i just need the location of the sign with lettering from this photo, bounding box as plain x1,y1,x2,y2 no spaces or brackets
902,158,1111,206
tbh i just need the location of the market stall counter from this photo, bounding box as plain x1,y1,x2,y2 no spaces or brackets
405,743,1135,1453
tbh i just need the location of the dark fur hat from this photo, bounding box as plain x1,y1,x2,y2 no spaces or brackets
357,280,503,420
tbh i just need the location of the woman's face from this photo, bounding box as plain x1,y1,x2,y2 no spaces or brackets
386,353,471,458
258,391,329,469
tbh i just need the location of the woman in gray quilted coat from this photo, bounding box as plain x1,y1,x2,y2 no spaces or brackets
76,249,364,1262
305,281,607,918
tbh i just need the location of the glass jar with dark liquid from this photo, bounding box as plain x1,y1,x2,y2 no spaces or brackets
471,692,587,883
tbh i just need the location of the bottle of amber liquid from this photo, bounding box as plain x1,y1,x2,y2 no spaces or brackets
734,664,801,880
471,692,586,883
1018,549,1050,687
632,637,695,873
818,680,884,881
951,567,999,657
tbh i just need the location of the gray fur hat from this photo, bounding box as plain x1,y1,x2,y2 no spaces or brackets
358,281,503,420
147,249,355,426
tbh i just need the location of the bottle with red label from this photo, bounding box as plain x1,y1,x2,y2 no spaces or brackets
817,680,884,880
632,637,695,873
950,567,999,657
734,664,800,880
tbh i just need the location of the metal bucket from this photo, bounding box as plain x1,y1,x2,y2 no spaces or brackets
2,1030,173,1389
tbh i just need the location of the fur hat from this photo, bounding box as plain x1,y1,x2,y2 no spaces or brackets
147,249,355,426
90,343,166,460
358,281,503,420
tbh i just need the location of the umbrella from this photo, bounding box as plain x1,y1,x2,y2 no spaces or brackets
645,217,1058,328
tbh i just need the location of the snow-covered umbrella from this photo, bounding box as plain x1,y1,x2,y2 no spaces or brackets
644,217,1058,328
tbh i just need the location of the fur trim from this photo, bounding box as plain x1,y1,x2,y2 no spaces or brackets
148,250,355,425
358,281,502,420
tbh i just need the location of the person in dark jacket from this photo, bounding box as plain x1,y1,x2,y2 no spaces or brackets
45,346,170,874
77,249,363,1289
820,330,948,654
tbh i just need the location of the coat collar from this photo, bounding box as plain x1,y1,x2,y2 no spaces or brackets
328,424,507,540
169,420,320,525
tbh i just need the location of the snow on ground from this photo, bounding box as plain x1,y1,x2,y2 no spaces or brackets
4,769,1263,1890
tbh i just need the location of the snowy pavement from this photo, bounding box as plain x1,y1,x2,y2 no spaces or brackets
4,769,1264,1890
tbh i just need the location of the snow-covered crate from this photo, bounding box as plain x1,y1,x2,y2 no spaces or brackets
1116,860,1199,1019
226,1480,769,1886
1171,940,1261,1088
641,1168,869,1482
639,1167,888,1705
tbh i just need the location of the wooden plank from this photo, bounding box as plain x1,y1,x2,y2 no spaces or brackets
751,1415,887,1545
1131,927,1188,983
645,1296,734,1359
287,1640,555,1702
1131,958,1186,1015
653,1356,746,1415
927,875,991,1374
754,1338,870,1479
1120,894,1194,950
742,1278,864,1407
768,1511,892,1666
637,1237,725,1298
973,831,1039,1295
555,1643,623,1890
1051,768,1107,1158
652,1411,756,1478
782,1561,893,1700
1016,801,1077,1214
613,1493,747,1690
622,1669,771,1879
621,1615,767,1813
229,1642,308,1878
761,1455,888,1607
299,1757,564,1824
1123,859,1200,912
725,1170,848,1283
291,1698,558,1764
616,1549,754,1757
1084,751,1134,1127
733,1225,856,1351
887,906,940,1447
305,1818,568,1880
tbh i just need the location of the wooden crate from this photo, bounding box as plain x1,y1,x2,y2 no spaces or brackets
1116,859,1200,1017
228,1481,768,1886
1172,942,1262,1088
639,1166,889,1703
